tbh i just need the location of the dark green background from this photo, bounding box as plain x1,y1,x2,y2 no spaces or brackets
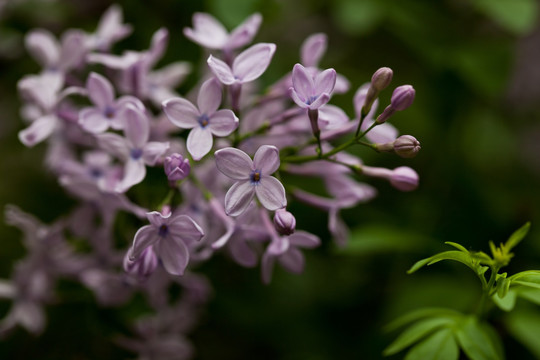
1,0,539,358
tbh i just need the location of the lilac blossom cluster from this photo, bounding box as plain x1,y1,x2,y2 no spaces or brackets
3,6,420,357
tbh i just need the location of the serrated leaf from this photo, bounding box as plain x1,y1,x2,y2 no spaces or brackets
505,309,540,358
384,317,456,356
405,328,459,360
385,308,461,332
454,316,503,360
492,290,517,311
408,251,479,275
505,222,531,251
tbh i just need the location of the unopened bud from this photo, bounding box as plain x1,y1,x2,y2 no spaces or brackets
273,208,296,236
390,166,419,192
164,153,190,182
390,85,415,111
393,135,421,158
371,67,393,91
124,246,158,280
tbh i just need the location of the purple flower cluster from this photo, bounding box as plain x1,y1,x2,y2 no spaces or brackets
5,6,421,358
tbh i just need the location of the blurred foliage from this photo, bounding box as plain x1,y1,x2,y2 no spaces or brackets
1,0,540,359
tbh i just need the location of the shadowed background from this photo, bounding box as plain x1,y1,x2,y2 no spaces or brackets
0,0,539,358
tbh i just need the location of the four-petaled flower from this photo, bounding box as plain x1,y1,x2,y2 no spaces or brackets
215,145,287,216
207,43,276,86
162,78,238,161
129,211,204,276
79,72,144,134
289,63,336,110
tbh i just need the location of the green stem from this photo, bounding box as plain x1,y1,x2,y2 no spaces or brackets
476,265,500,319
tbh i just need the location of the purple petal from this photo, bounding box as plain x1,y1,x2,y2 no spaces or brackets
267,236,290,255
146,211,168,227
328,208,349,247
308,93,330,110
314,68,336,96
261,252,276,284
207,55,236,85
146,28,168,68
335,73,351,94
97,133,130,160
18,115,56,147
225,180,255,217
59,29,86,70
149,62,191,88
187,127,213,161
227,13,262,49
118,160,146,192
79,107,109,134
87,72,114,109
318,104,349,129
130,225,160,259
214,147,252,180
278,247,305,273
255,176,286,211
208,109,238,136
288,231,321,248
123,104,149,148
168,215,204,243
95,5,132,48
301,33,327,68
183,13,228,49
25,29,59,68
198,78,222,115
292,63,314,100
229,239,258,267
253,145,280,174
142,141,170,166
162,97,199,129
289,88,309,109
361,119,399,143
156,236,190,276
233,43,276,83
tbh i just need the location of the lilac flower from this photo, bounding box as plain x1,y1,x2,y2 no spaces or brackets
129,211,204,276
79,72,144,134
207,43,276,85
25,28,86,76
85,4,132,52
289,63,336,110
162,78,238,161
97,104,169,192
215,145,287,216
261,231,320,284
184,12,262,51
273,208,296,236
361,165,419,192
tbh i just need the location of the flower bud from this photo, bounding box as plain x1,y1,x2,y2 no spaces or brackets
124,246,158,280
393,135,421,158
164,153,190,181
273,208,296,236
390,166,419,192
390,85,415,111
371,67,393,91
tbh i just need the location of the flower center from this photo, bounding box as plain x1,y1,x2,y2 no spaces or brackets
250,169,262,184
306,95,318,105
130,148,143,160
89,167,103,178
198,114,210,128
104,106,115,119
158,224,169,237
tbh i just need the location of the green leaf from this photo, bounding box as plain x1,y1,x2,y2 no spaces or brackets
505,222,531,251
508,270,540,283
444,242,468,252
384,317,456,356
505,309,540,358
408,251,479,275
472,0,538,35
454,316,503,360
385,308,461,332
405,328,459,360
518,288,540,306
492,290,517,312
